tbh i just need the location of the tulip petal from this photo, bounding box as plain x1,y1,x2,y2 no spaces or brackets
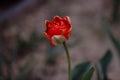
66,16,71,24
50,41,56,46
54,16,63,21
45,20,52,28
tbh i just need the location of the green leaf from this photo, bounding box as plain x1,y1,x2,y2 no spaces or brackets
81,67,95,80
72,62,94,80
102,22,120,54
99,50,112,73
99,50,113,80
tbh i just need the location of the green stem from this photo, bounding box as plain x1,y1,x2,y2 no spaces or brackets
63,41,72,80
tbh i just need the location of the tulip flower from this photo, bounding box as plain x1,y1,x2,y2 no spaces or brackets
44,16,72,46
44,16,72,80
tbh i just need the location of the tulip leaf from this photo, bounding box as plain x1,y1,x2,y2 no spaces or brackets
81,67,95,80
99,50,113,80
102,22,120,55
72,62,94,80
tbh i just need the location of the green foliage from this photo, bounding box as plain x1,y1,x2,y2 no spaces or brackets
95,50,113,80
112,0,120,22
72,62,94,80
99,50,112,74
81,67,94,80
102,22,120,55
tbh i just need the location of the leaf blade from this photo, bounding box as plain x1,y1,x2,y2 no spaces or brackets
72,62,94,80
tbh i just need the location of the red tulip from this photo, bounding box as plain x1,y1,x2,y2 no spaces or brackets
44,16,72,46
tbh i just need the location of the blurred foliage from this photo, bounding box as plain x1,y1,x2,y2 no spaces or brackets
72,62,94,80
102,22,120,56
0,30,46,80
112,0,120,22
15,32,46,79
96,50,113,80
81,67,94,80
17,32,45,56
16,53,34,80
99,50,112,79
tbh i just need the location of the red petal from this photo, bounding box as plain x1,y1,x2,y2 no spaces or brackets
65,16,71,24
44,32,51,40
45,20,51,28
50,41,56,46
54,16,62,21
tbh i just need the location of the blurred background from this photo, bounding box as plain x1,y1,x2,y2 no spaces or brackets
0,0,120,80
